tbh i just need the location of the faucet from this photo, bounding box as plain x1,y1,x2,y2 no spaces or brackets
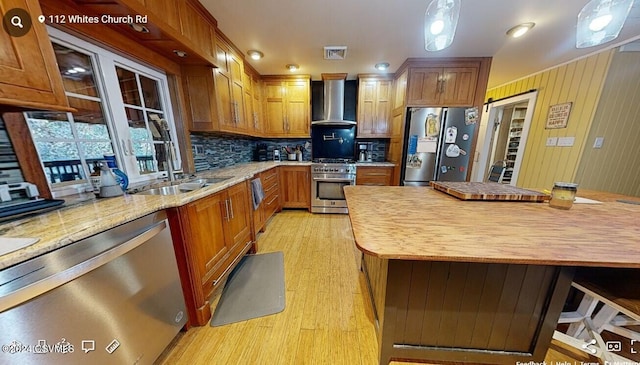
150,114,181,182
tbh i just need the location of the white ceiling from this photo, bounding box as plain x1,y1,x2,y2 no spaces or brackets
200,0,640,89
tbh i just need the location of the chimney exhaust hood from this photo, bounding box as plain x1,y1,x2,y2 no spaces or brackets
312,73,356,125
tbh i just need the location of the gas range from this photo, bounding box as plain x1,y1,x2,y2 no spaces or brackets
310,159,356,214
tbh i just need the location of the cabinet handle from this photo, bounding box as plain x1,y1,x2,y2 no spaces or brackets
439,78,445,94
212,240,252,287
229,198,234,219
235,101,240,124
284,116,289,131
223,199,230,221
128,139,134,156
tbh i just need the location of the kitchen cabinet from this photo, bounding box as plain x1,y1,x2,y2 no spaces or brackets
356,166,393,186
181,65,219,132
263,76,311,138
407,65,479,107
357,74,392,138
215,35,247,134
243,67,264,135
169,181,253,326
253,167,281,234
177,0,216,60
0,0,70,111
279,166,310,209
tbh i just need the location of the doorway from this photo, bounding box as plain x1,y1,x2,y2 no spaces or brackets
471,91,538,185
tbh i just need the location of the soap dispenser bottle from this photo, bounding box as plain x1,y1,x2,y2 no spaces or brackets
98,162,124,197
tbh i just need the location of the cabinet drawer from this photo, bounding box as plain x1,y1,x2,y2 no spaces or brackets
264,193,280,217
356,167,393,186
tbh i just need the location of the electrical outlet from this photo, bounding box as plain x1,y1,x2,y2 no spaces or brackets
557,137,575,147
192,144,204,156
593,137,604,149
546,137,558,146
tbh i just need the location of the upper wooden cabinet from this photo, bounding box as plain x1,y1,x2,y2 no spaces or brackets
0,0,70,111
262,76,311,138
215,36,247,134
405,59,491,107
177,1,215,60
181,65,218,132
357,74,393,138
243,67,263,135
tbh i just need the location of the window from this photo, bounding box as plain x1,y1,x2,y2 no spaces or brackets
25,28,180,197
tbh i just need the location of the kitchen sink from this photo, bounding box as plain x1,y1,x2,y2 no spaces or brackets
138,184,199,195
137,176,233,195
187,176,234,186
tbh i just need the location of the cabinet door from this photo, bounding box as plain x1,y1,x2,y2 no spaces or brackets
284,80,310,137
224,182,252,255
182,65,218,132
178,1,214,59
374,80,392,136
440,67,478,106
229,54,246,132
0,0,69,110
243,70,255,134
357,80,376,136
252,76,263,134
214,44,235,130
263,81,286,136
184,192,229,283
279,166,310,208
407,67,442,106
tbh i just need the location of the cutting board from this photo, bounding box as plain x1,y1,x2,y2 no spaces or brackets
430,181,550,202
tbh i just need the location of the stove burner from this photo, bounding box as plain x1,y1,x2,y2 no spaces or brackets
312,158,356,164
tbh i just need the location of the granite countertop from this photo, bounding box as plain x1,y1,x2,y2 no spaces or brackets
0,161,304,270
355,162,395,167
344,185,640,268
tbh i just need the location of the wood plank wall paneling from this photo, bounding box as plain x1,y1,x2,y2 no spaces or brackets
575,51,640,197
387,261,559,352
362,254,388,337
485,51,613,190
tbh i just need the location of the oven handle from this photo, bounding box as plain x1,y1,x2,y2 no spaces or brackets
312,177,355,182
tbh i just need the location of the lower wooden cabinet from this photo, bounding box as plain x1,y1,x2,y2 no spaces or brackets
168,180,253,326
356,166,394,186
253,167,281,234
279,166,310,209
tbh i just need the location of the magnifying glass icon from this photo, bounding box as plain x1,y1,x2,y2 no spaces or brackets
11,16,23,28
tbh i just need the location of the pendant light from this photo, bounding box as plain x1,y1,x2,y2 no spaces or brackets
424,0,461,51
576,0,635,48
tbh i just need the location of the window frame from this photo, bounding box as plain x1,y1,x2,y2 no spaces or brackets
29,27,181,197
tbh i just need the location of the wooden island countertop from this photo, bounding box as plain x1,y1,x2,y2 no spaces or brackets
344,185,640,268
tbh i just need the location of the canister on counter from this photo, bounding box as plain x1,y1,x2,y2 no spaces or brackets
549,182,578,210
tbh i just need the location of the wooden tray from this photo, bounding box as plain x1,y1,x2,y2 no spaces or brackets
429,181,550,202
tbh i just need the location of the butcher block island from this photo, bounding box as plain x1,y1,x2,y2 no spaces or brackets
343,185,640,365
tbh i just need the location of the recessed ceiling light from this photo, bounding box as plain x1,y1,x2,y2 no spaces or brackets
129,22,150,33
72,67,86,73
506,22,535,38
286,64,299,72
375,63,390,71
173,50,188,58
247,50,263,60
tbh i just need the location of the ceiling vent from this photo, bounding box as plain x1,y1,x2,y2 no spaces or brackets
324,46,347,60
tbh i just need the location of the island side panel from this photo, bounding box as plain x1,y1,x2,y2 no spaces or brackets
362,253,389,350
377,260,574,365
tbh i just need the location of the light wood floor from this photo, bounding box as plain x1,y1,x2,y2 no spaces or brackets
156,210,599,365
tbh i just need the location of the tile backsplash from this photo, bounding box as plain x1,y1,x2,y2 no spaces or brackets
190,133,388,172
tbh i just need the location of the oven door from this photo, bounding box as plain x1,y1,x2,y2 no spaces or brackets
311,175,354,213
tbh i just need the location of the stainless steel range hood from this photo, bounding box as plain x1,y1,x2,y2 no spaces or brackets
312,73,356,125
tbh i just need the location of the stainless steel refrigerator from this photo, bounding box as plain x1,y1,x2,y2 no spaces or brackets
401,107,477,185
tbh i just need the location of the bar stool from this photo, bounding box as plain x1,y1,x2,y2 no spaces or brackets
554,268,640,362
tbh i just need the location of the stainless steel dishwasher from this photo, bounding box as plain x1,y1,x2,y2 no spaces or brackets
0,211,187,365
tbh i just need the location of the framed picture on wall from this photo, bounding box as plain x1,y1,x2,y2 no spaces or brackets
545,102,572,129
